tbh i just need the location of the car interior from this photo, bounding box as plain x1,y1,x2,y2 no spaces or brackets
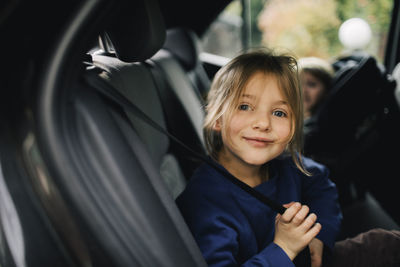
1,0,400,266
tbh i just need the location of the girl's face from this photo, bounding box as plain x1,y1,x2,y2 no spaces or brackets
215,72,292,172
301,71,326,117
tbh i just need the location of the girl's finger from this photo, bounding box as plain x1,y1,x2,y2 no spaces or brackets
283,202,295,208
300,213,317,231
281,202,301,223
292,205,310,225
304,222,322,242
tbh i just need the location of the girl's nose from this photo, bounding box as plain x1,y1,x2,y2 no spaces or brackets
252,112,270,131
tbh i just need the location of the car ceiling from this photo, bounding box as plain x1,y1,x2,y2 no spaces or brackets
159,0,232,36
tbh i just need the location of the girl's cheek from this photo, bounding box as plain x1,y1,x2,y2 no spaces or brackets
278,121,292,142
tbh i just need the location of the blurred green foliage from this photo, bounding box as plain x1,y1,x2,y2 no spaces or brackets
253,0,393,62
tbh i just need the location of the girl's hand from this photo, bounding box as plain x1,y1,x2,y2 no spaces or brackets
273,202,321,260
309,238,324,267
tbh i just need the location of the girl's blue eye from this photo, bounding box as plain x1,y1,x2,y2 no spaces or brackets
273,110,287,117
239,104,250,111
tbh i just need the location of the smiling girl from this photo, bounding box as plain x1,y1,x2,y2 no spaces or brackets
176,50,342,266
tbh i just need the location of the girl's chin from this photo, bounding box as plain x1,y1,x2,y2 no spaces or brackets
243,157,270,166
241,152,283,166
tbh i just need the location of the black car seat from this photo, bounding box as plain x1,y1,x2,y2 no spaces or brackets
91,7,207,196
162,27,211,102
303,52,393,203
304,53,386,158
91,53,190,198
24,0,209,265
301,52,400,238
303,51,400,225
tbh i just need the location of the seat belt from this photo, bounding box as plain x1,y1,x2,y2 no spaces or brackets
84,71,286,215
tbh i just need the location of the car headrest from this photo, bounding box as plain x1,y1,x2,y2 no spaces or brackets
163,27,202,71
105,0,166,62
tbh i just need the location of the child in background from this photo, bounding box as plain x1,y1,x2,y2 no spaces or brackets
298,57,335,158
176,49,342,267
298,57,334,120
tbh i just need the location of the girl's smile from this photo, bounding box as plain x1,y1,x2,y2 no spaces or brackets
242,136,273,147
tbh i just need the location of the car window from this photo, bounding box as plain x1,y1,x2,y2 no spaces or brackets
201,0,243,58
201,0,394,63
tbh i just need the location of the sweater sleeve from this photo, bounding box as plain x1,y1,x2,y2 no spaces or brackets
176,190,295,267
301,158,343,249
243,243,295,267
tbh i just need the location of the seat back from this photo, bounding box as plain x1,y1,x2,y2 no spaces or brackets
91,54,188,198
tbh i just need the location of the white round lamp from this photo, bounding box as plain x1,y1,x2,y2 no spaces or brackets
339,18,372,50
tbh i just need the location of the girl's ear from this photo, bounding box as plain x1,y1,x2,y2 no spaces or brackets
213,118,222,131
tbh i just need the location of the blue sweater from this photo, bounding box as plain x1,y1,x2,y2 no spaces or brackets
176,156,342,267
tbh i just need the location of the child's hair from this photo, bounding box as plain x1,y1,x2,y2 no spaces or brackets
204,49,310,175
298,57,335,91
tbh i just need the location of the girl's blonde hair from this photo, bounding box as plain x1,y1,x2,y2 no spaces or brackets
204,49,310,175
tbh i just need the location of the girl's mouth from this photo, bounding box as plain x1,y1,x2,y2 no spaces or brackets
243,137,273,147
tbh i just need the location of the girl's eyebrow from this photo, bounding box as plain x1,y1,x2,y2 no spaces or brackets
241,94,256,100
241,94,288,106
275,100,289,106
